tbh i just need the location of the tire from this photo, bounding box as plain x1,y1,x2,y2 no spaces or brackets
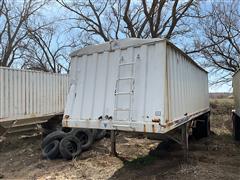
41,128,55,139
71,129,94,150
59,135,82,160
94,129,107,140
42,140,60,159
62,127,73,133
41,131,66,148
192,113,210,139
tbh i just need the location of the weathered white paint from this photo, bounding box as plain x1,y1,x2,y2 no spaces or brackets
63,38,209,134
233,70,240,117
0,67,69,122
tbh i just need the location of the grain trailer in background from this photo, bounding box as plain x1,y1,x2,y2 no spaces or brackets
63,38,210,153
232,70,240,140
0,67,69,135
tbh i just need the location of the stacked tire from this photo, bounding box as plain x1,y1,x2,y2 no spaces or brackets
41,128,106,160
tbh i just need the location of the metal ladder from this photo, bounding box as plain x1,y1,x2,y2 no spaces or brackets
114,57,135,123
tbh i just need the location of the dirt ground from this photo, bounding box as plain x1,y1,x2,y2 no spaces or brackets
1,98,240,180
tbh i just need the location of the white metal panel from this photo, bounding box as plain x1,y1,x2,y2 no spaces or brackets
233,71,240,117
0,67,69,121
166,45,209,128
63,38,209,133
0,68,4,117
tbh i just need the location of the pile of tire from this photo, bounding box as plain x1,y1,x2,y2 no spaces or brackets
41,128,106,160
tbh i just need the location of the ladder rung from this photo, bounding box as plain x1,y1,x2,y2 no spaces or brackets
115,108,131,111
119,62,135,66
117,77,134,81
115,92,133,95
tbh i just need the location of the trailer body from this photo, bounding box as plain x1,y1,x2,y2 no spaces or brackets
63,38,209,134
232,70,240,140
0,67,69,132
233,70,240,117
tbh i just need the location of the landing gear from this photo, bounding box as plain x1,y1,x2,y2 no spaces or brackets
110,130,117,156
181,123,189,159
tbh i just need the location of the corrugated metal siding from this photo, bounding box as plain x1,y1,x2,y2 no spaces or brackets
64,42,166,124
64,39,209,133
167,45,209,122
0,67,69,120
233,71,240,117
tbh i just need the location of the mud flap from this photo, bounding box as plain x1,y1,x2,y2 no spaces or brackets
192,113,210,139
233,113,240,141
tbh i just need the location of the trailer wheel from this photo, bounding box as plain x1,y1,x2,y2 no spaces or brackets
41,131,66,148
71,129,94,150
93,129,107,140
233,113,240,140
42,140,60,159
192,113,210,139
59,135,82,160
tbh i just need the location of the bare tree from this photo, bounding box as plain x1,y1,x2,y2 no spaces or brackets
0,0,48,67
21,25,72,73
186,1,240,84
57,0,196,44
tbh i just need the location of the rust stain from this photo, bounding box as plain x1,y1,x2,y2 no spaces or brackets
30,114,36,118
144,124,146,133
63,115,70,127
166,122,174,127
152,124,155,133
152,118,160,123
159,123,166,128
64,115,69,119
62,120,68,127
175,120,180,124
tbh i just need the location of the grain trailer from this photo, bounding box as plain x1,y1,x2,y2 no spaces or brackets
63,38,210,152
232,70,240,140
0,67,69,135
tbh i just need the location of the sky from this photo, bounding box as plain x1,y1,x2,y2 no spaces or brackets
209,82,232,93
31,1,234,93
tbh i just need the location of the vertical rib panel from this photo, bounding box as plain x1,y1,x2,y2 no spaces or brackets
0,68,4,118
167,45,209,121
0,67,69,120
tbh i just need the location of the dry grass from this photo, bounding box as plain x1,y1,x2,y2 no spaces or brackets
1,97,240,180
210,98,234,115
210,98,234,135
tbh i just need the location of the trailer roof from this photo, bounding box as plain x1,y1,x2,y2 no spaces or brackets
70,38,207,73
0,66,68,76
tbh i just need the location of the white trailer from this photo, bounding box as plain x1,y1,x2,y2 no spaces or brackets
0,67,69,134
63,38,210,152
232,70,240,140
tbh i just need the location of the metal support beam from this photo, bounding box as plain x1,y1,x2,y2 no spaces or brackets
110,130,117,156
181,123,189,159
